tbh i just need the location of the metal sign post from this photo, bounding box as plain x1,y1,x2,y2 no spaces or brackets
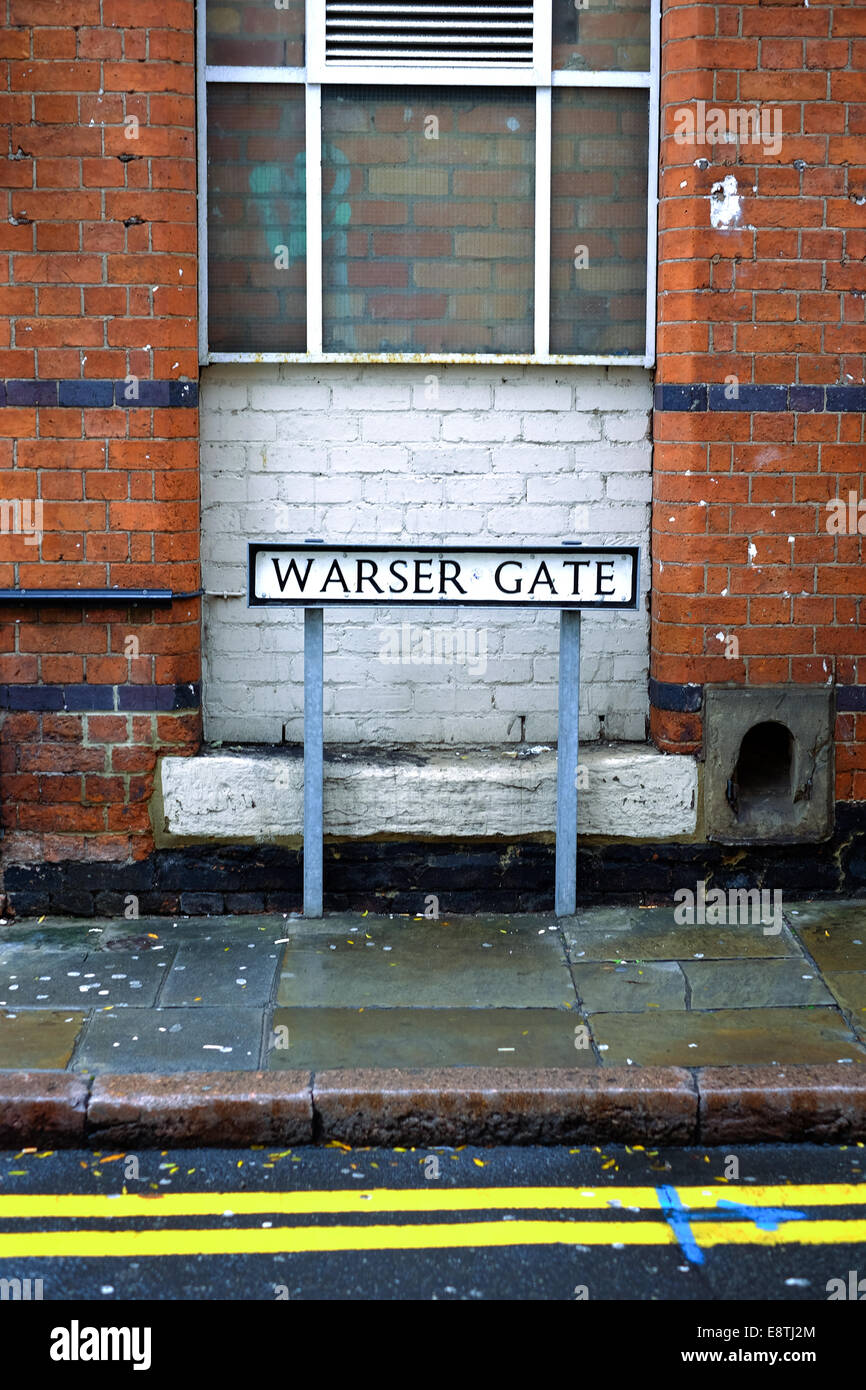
555,608,581,917
249,542,639,919
303,606,324,918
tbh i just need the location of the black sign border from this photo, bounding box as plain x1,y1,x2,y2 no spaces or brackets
248,543,640,611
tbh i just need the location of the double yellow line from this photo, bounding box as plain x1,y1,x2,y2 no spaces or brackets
0,1185,863,1258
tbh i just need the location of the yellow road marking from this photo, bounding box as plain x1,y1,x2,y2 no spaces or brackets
0,1218,865,1259
0,1187,661,1219
0,1183,862,1222
676,1184,866,1209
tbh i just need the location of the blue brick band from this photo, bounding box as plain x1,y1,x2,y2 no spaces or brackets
651,682,865,714
655,383,866,412
113,379,171,407
648,678,703,713
0,380,198,408
0,682,200,712
653,383,707,412
6,379,59,406
837,687,866,712
826,386,866,413
707,384,787,412
58,379,114,408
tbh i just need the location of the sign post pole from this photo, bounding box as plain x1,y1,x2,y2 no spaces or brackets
555,608,580,917
303,606,324,918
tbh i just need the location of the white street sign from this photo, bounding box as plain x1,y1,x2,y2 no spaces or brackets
249,544,639,609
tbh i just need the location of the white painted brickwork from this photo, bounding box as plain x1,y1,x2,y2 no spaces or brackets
158,745,698,842
201,363,652,746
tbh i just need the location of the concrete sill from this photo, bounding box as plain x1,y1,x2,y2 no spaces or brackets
155,743,698,844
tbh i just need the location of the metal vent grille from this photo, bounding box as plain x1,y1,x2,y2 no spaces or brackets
324,2,535,67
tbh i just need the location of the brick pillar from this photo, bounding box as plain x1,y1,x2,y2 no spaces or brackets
652,0,866,804
0,0,201,895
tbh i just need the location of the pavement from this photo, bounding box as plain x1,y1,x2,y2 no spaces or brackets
0,1142,864,1303
0,901,865,1146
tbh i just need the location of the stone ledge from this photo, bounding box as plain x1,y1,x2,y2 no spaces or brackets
697,1064,866,1144
311,1066,698,1147
86,1072,314,1147
0,1071,89,1147
157,743,698,843
1,1065,864,1146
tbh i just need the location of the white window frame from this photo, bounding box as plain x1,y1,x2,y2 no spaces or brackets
197,0,659,368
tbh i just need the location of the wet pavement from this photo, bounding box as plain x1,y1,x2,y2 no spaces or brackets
0,902,864,1072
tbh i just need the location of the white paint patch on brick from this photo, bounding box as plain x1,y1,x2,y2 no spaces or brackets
157,745,697,841
200,363,652,746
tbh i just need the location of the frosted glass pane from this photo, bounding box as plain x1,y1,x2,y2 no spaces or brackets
550,88,648,355
206,0,305,67
552,0,651,72
207,84,306,352
322,87,535,353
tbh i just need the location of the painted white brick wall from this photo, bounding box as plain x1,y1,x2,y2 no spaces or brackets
200,363,652,746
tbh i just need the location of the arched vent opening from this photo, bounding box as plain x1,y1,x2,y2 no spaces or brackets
729,721,794,823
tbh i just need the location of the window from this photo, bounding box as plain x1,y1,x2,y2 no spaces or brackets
198,0,658,364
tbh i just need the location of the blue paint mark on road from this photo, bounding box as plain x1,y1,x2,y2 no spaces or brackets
657,1185,704,1265
656,1188,807,1264
714,1198,807,1232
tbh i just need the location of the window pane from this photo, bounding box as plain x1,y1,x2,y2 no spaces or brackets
207,84,306,353
552,0,651,72
206,0,304,67
321,87,535,354
550,88,647,356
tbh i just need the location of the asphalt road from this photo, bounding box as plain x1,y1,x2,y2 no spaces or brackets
1,1141,865,1306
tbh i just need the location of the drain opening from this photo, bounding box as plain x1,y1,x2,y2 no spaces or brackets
729,721,794,822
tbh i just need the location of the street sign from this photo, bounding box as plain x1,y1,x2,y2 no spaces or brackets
247,540,642,919
249,543,639,610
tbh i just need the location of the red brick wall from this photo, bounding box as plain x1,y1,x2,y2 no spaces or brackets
653,0,866,804
0,0,201,873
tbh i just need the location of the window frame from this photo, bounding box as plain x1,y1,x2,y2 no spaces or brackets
196,0,660,367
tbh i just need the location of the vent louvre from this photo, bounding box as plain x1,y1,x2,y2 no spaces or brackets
324,2,535,67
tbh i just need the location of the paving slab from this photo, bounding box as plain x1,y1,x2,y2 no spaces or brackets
571,960,686,1013
0,915,294,951
821,971,866,1034
285,911,560,938
76,949,174,1008
0,948,90,1008
160,939,281,1007
0,919,116,950
74,1006,266,1074
565,917,801,962
1,948,172,1010
269,1006,589,1070
682,958,835,1010
94,917,291,949
0,1010,85,1069
278,916,572,1009
590,1005,866,1067
561,907,646,932
786,901,866,971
